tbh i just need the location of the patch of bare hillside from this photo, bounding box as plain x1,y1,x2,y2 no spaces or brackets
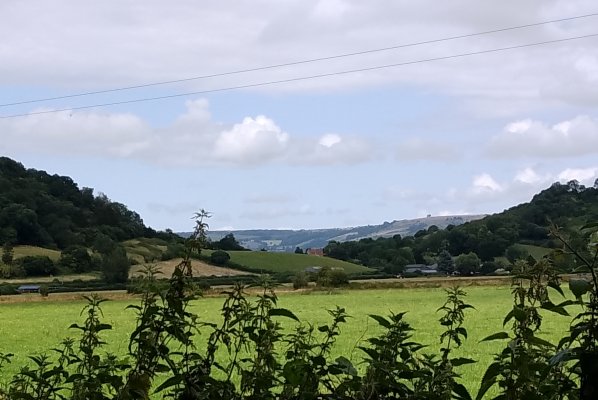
130,258,252,278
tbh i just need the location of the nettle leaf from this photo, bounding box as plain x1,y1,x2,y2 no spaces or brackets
450,357,476,367
476,362,502,400
480,332,510,342
453,382,472,400
527,335,555,348
268,308,300,322
581,222,598,230
368,314,391,329
569,279,592,298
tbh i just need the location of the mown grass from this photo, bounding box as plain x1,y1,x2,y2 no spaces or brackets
13,245,61,261
0,285,573,397
203,250,373,274
122,238,169,263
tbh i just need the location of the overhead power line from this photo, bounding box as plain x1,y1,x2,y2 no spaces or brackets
1,12,598,108
1,32,597,119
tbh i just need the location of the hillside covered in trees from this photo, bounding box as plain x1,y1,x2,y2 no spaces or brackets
324,179,598,274
0,156,169,249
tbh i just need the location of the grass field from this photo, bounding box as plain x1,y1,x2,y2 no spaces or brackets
203,250,374,274
13,245,61,261
0,285,573,397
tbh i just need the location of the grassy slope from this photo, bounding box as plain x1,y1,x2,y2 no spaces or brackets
122,238,169,263
13,245,61,261
519,244,551,260
204,250,374,274
0,286,574,397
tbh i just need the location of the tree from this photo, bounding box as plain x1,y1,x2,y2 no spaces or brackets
294,247,304,254
101,246,130,283
437,250,454,274
59,245,93,273
17,256,57,276
210,250,231,266
454,252,481,275
1,242,14,265
292,271,309,289
215,233,245,251
505,245,529,264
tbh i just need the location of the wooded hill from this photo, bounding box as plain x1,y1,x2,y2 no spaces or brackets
323,180,598,274
0,156,171,249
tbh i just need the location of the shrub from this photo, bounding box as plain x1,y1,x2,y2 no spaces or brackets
292,271,309,289
316,266,349,287
210,250,231,266
0,283,18,295
17,255,57,276
39,285,49,297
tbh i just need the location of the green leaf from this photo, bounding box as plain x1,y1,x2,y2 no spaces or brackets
453,382,472,400
268,308,300,322
581,222,598,230
480,332,510,342
368,314,391,329
476,362,502,400
569,279,592,298
548,281,565,297
527,335,555,348
154,374,184,393
450,357,476,367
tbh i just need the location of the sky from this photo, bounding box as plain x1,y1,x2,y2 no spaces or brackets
1,1,598,232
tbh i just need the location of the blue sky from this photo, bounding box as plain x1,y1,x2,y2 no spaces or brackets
1,1,598,231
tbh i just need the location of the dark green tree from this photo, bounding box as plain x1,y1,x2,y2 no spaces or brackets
210,250,231,266
454,252,481,275
1,242,14,265
437,250,454,274
100,246,130,283
215,233,245,251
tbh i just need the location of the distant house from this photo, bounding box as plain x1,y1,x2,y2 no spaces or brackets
17,285,40,294
307,248,324,256
404,264,438,275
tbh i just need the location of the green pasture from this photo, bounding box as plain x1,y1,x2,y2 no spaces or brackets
0,285,574,396
13,245,61,261
204,249,374,274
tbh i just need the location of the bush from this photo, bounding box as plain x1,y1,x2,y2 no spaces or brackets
17,256,57,276
210,250,231,266
292,271,309,289
0,283,18,295
101,246,131,284
39,285,49,297
316,266,349,287
58,245,93,273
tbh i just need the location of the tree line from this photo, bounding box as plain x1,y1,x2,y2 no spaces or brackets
324,180,598,274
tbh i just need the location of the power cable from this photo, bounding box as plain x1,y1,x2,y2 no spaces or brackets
1,32,596,119
1,12,598,107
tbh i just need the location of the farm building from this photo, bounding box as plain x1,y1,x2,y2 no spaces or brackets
404,264,438,275
306,248,324,256
17,285,40,294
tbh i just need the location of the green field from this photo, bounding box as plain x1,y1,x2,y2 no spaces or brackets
13,245,61,261
0,285,573,396
204,250,374,274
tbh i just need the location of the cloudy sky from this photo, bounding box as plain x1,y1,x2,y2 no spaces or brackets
2,1,598,231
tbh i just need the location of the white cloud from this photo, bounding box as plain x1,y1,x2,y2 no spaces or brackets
488,115,598,158
557,167,598,184
472,173,503,193
213,116,289,164
513,167,550,185
2,1,598,112
0,98,373,167
318,133,342,148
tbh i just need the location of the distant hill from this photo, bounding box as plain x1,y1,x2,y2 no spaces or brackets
0,157,170,249
321,180,598,273
196,214,485,252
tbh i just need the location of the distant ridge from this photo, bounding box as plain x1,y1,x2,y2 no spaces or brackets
198,214,486,252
